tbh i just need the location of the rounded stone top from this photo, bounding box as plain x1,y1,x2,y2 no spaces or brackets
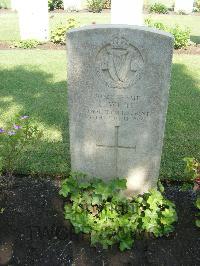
68,24,174,40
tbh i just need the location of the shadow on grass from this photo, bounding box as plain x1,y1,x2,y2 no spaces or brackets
190,35,200,44
0,62,199,180
0,66,70,176
160,62,200,180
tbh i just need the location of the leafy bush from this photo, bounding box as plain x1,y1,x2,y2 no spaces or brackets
0,116,43,177
169,25,191,49
103,0,111,9
0,0,9,9
87,0,104,13
150,2,168,14
48,0,63,11
60,173,177,251
177,10,187,15
51,18,79,45
194,0,200,12
145,18,167,31
11,39,40,49
145,18,191,49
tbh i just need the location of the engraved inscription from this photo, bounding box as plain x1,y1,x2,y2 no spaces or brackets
97,37,144,89
75,93,150,122
97,126,136,176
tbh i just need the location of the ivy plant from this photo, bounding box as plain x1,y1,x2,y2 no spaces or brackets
59,172,178,251
184,157,200,228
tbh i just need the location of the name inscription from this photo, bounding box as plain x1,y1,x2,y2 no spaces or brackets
75,93,151,123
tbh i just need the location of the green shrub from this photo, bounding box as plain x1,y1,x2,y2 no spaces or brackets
51,18,79,45
60,173,177,251
145,18,191,49
11,39,40,49
194,0,200,12
0,0,9,9
103,0,111,9
87,0,104,13
150,2,168,14
169,25,191,49
48,0,63,11
145,18,167,31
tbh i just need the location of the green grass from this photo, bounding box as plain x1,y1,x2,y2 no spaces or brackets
0,12,200,43
0,50,70,175
0,50,199,180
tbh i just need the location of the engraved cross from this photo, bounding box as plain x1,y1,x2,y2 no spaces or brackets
96,126,136,177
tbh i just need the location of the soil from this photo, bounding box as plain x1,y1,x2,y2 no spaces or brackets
0,41,200,55
0,176,199,266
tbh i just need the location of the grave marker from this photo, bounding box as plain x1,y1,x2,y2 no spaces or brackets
175,0,194,14
18,0,49,41
63,0,82,11
111,0,144,25
67,25,173,195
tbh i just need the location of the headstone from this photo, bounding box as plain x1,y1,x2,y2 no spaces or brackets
111,0,144,26
18,0,49,41
11,0,19,11
63,0,82,11
174,0,194,14
67,25,173,196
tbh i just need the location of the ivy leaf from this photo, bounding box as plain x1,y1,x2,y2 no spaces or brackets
94,182,112,200
79,181,91,189
92,195,101,205
195,219,200,228
110,178,127,190
196,197,200,210
119,238,133,251
157,180,164,193
59,182,71,197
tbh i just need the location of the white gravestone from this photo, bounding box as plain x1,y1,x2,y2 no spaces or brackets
18,0,49,41
63,0,82,11
11,0,19,11
174,0,194,14
67,25,173,196
111,0,144,26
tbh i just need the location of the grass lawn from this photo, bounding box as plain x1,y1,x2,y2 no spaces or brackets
0,12,200,43
0,50,199,180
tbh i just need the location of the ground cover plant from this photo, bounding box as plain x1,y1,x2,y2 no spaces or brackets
11,39,41,49
0,51,199,180
59,173,177,251
183,157,200,227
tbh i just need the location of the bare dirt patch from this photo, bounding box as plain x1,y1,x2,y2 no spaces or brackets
0,176,199,265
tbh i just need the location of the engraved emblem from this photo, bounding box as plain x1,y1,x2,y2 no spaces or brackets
97,37,144,89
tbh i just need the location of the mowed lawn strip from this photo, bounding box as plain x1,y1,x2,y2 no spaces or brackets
0,50,199,180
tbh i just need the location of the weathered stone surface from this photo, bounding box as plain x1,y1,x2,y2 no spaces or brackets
67,25,173,195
